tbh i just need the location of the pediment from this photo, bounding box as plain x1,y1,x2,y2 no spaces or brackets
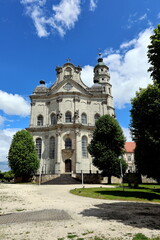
49,79,91,96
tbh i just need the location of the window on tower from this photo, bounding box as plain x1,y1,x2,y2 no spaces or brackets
81,113,87,124
82,136,87,157
36,138,42,159
94,113,100,123
49,136,55,159
51,113,57,125
65,111,72,123
37,115,43,126
65,138,72,149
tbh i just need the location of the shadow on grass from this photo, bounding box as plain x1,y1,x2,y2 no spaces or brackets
95,189,160,201
80,202,160,230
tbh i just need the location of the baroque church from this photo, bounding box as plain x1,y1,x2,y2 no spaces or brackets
27,55,115,175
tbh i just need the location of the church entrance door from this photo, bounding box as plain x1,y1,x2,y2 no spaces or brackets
65,159,72,172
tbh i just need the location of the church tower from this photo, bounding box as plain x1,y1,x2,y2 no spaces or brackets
93,53,112,96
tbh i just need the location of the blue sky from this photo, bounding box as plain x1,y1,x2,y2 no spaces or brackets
0,0,159,171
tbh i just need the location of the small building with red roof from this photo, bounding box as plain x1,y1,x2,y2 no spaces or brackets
124,142,136,173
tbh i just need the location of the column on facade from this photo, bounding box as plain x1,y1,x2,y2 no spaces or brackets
30,102,35,127
55,130,62,174
75,129,81,173
56,98,63,123
46,101,50,126
73,96,80,123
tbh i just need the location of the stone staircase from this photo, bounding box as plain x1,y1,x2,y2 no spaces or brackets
42,174,81,185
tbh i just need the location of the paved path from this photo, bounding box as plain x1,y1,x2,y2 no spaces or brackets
0,209,71,224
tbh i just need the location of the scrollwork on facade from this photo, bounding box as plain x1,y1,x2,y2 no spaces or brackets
64,75,73,80
56,98,63,103
74,96,80,102
56,129,62,136
75,129,81,136
88,133,93,138
56,66,62,74
102,100,107,105
87,100,91,104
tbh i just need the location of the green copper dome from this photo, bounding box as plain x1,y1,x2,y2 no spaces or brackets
94,57,108,69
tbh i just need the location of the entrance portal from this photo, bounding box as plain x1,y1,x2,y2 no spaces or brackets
65,159,72,172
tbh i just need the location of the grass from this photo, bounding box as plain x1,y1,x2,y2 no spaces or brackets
70,184,160,203
56,234,160,240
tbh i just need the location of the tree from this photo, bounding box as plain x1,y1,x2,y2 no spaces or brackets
88,115,127,184
8,130,40,182
147,24,160,84
130,84,160,183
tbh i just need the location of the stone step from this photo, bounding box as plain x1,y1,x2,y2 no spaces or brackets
42,174,81,185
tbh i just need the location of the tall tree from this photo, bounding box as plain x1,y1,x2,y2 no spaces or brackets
130,84,160,183
88,115,127,184
8,130,39,182
147,24,160,84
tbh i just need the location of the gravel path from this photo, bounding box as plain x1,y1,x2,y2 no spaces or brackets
0,183,160,240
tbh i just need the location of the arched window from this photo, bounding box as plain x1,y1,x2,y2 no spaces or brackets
51,113,57,125
36,138,42,159
94,113,100,123
37,115,43,126
82,136,87,157
65,111,72,123
81,113,87,124
49,136,55,159
65,138,72,149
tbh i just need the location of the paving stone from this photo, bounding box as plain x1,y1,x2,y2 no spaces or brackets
0,209,71,224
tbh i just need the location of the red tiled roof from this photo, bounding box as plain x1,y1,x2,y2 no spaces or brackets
124,142,136,153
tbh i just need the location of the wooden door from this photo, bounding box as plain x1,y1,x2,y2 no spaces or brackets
65,159,71,172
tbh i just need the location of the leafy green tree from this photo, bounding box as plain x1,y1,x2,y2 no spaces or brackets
8,130,39,182
3,171,14,182
147,24,160,84
88,115,127,184
130,84,160,183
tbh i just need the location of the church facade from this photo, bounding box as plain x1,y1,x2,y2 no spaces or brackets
27,56,115,175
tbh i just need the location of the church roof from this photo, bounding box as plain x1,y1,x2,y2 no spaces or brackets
33,80,48,94
124,142,136,153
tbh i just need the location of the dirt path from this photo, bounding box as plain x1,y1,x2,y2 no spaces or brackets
0,183,160,240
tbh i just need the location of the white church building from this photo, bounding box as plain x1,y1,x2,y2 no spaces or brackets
27,56,115,175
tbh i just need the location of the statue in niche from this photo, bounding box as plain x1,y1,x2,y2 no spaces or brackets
74,110,79,120
57,111,62,121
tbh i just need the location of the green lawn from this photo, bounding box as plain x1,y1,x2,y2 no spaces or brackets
70,184,160,203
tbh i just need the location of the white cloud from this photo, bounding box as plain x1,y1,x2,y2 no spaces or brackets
122,127,132,142
81,28,153,109
104,28,153,108
81,65,94,87
0,90,30,116
0,128,21,171
139,13,147,21
127,12,150,29
89,0,98,11
120,39,137,49
21,0,81,37
0,116,5,126
157,12,160,19
53,0,81,30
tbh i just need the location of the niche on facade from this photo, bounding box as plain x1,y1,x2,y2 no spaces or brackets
62,134,74,160
64,67,73,80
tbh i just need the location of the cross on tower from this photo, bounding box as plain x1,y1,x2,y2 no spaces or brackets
98,48,102,57
67,57,71,62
